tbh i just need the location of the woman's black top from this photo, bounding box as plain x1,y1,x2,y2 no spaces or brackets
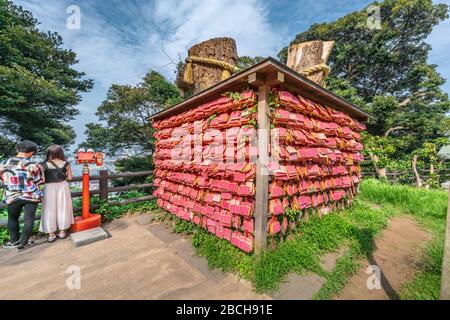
42,160,69,183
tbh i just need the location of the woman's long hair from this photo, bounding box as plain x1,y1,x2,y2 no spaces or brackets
45,145,66,162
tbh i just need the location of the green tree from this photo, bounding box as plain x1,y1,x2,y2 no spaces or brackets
81,70,180,173
280,0,449,181
0,0,93,156
237,56,265,70
280,0,449,157
362,132,396,178
412,137,448,188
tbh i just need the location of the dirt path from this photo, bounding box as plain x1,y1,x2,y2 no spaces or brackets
0,215,268,300
337,216,431,300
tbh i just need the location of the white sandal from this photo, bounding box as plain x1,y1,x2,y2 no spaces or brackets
57,231,67,239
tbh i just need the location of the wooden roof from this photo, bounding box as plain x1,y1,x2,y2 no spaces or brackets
149,57,373,121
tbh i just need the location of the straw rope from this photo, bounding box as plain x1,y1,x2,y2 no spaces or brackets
183,56,331,84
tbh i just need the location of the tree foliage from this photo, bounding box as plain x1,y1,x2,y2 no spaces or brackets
280,0,449,179
0,0,93,156
81,70,180,157
362,133,396,168
412,137,448,187
279,0,448,97
237,56,265,70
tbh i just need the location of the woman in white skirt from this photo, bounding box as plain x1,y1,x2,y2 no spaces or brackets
40,145,74,242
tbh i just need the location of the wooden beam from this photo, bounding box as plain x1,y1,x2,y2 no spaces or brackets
67,170,153,183
107,171,153,179
99,170,109,202
254,85,270,254
265,71,284,86
73,195,156,213
248,72,265,86
149,58,373,121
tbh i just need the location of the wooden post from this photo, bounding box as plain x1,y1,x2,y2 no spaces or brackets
393,171,398,183
176,37,238,96
99,170,109,202
440,187,450,299
287,41,334,86
254,85,270,254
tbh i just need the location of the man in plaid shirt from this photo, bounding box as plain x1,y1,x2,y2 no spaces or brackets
0,141,44,251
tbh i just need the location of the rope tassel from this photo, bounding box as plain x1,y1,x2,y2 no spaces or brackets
221,69,232,81
183,61,194,84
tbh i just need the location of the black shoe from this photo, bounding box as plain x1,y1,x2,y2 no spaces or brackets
3,241,20,249
17,240,36,252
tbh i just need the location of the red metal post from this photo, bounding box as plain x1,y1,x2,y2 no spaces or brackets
71,153,102,233
82,164,90,219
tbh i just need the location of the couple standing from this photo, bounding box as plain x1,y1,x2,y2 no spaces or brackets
0,141,74,251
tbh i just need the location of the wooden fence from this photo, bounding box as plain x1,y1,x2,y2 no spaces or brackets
2,165,449,227
0,170,154,228
361,169,450,185
360,160,450,186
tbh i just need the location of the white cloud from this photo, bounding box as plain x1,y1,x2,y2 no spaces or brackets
12,0,450,151
16,0,284,85
13,0,284,148
153,0,284,60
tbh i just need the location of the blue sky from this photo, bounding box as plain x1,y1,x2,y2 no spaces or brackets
13,0,450,149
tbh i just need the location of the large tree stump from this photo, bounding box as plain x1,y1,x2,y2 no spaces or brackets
287,41,334,86
176,37,238,96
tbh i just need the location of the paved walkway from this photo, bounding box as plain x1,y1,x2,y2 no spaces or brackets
0,215,269,300
0,213,430,300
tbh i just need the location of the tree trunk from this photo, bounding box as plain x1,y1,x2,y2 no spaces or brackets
377,167,387,179
384,126,404,137
176,37,238,96
412,154,423,188
286,40,334,86
369,152,387,179
425,162,436,189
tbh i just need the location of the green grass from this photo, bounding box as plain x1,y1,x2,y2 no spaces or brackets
358,179,447,300
161,179,447,299
358,179,447,220
161,184,395,295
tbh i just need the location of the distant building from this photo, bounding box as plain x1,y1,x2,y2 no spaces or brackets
438,131,450,160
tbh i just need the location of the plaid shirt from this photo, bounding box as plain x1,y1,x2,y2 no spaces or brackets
0,157,45,204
